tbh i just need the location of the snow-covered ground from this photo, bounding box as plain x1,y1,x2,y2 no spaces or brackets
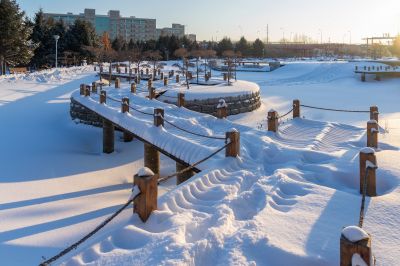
0,61,399,266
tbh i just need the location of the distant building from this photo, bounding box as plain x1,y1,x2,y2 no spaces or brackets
186,34,197,42
43,8,157,41
156,24,185,39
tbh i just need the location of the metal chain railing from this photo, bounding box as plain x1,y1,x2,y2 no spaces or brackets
158,141,230,184
39,191,141,266
277,108,294,119
300,104,369,113
358,165,377,228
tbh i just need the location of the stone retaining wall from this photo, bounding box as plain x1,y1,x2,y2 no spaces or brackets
163,91,261,116
70,97,104,127
70,91,261,127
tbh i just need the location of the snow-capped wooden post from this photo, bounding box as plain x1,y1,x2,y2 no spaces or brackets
154,108,164,127
103,119,114,154
340,226,372,266
84,86,91,97
100,90,106,104
121,98,134,142
226,129,240,157
131,83,136,94
216,99,228,119
293,99,300,118
121,97,129,113
164,77,168,86
367,120,378,148
177,93,185,107
359,148,377,197
147,79,152,91
176,162,195,185
80,84,85,95
115,78,120,88
176,74,180,83
149,87,155,100
91,82,97,93
369,106,379,122
134,168,158,222
268,110,278,132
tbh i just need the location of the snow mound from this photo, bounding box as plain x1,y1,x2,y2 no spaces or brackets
352,253,368,266
342,226,369,242
137,167,155,177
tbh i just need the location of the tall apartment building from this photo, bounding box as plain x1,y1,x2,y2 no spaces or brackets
44,9,156,41
156,24,185,39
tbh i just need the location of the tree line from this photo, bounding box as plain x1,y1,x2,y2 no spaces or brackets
1,0,400,74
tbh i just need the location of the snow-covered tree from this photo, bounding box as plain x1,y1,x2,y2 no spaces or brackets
0,0,33,74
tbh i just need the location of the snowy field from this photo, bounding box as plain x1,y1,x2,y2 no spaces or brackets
0,61,399,265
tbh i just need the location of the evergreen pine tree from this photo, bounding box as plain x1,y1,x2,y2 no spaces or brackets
0,0,33,74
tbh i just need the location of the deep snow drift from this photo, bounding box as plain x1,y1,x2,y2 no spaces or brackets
0,61,399,266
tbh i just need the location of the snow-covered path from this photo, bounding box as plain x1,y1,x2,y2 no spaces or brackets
1,62,399,266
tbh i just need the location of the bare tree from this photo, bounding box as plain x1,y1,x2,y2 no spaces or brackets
190,49,204,83
174,47,190,89
145,50,162,80
222,50,236,85
203,49,216,75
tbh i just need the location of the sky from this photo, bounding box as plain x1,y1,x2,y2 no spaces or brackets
17,0,400,44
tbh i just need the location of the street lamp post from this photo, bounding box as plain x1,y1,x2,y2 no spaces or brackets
53,35,60,68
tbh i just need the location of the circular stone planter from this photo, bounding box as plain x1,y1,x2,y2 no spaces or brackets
70,79,261,126
159,79,261,116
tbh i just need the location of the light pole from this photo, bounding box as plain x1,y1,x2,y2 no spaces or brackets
53,35,60,68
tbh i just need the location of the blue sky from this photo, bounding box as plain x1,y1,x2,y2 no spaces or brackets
17,0,400,43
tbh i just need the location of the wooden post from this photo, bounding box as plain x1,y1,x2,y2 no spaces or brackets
226,130,240,157
144,143,160,175
340,227,372,266
164,77,168,86
216,99,228,119
176,162,195,185
361,73,366,82
370,106,379,122
121,97,129,113
103,119,114,154
154,108,164,127
367,120,378,148
149,87,155,100
91,82,97,93
177,93,185,107
147,79,152,91
80,84,85,95
146,68,149,75
115,78,120,88
84,86,90,97
131,83,136,94
133,168,158,222
176,74,180,83
100,90,106,104
121,98,134,142
293,99,300,118
359,148,377,197
268,110,278,132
